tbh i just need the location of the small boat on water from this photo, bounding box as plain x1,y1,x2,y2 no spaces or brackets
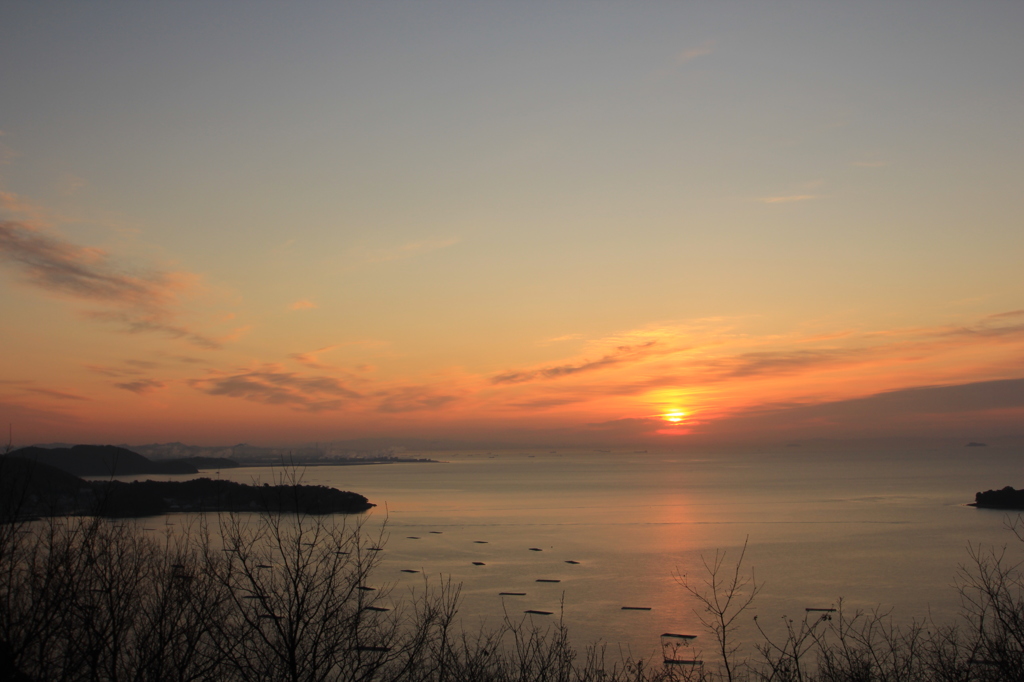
472,561,486,566
473,540,488,544
400,569,419,573
564,560,580,564
661,632,699,665
621,606,652,611
536,579,560,583
524,610,553,615
529,548,543,551
499,592,526,596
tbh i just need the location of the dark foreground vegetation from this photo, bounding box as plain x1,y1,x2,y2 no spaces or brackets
3,463,1024,680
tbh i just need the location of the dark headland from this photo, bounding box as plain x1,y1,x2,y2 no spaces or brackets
972,486,1024,510
2,445,375,519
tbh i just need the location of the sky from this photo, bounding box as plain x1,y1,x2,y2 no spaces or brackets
1,1,1023,448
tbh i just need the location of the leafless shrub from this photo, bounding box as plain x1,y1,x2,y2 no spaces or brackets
676,537,760,682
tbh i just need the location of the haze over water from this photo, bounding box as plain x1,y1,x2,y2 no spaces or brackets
113,447,1024,659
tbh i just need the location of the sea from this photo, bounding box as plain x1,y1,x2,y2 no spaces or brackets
104,446,1024,664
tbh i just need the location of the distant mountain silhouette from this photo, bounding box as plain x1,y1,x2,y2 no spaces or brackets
12,444,199,476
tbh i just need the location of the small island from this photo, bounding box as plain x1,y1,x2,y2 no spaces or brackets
972,486,1024,510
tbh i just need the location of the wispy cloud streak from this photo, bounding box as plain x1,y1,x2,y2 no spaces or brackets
491,341,659,384
190,366,361,412
0,213,216,348
0,220,186,309
25,387,89,401
678,40,715,65
114,379,167,394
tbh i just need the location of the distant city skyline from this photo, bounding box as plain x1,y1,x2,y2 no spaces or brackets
2,1,1023,447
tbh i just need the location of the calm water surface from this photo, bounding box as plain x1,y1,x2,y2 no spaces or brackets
116,448,1024,660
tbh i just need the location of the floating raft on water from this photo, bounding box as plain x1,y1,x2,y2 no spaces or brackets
806,607,837,613
524,610,553,615
564,560,580,564
664,659,703,666
536,579,560,583
473,540,488,544
622,606,652,611
429,531,443,534
364,606,390,612
499,592,526,596
661,633,697,640
472,562,486,566
357,586,376,591
406,536,420,539
528,548,543,551
400,569,419,573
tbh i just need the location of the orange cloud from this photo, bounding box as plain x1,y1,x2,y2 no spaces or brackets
376,385,460,413
455,310,1024,441
289,299,317,311
540,333,583,345
289,345,340,369
362,237,459,264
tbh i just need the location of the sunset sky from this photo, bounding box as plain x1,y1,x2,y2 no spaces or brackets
2,2,1023,448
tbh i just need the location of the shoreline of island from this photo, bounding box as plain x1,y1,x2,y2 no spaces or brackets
1,445,385,520
971,485,1024,511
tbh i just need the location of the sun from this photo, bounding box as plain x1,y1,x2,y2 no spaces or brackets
662,410,687,423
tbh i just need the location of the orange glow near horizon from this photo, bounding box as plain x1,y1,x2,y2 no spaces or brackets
2,4,1024,447
5,303,1024,446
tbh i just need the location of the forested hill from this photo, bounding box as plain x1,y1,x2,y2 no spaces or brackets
974,486,1024,510
12,444,204,476
0,456,373,518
